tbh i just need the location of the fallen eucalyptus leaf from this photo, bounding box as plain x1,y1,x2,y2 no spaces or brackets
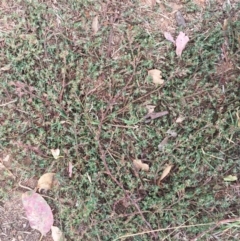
159,165,173,182
148,69,164,84
224,175,237,182
37,173,55,192
133,159,149,172
22,191,53,236
51,226,65,241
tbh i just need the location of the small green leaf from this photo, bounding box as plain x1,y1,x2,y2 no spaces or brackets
224,175,238,182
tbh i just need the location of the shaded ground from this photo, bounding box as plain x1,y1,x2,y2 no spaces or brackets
0,0,240,240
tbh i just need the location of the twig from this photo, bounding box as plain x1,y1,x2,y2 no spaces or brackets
0,99,17,107
190,217,240,241
113,222,215,241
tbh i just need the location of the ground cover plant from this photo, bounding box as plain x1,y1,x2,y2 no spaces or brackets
0,0,240,240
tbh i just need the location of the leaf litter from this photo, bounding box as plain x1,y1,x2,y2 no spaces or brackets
51,226,65,241
158,165,173,183
22,191,54,236
92,15,99,35
148,69,164,84
164,31,190,56
133,159,149,172
37,173,56,192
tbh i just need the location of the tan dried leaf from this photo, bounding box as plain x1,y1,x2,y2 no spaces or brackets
51,226,65,241
223,175,237,182
159,165,173,182
3,154,10,163
37,173,55,191
148,69,164,84
1,64,11,71
146,105,156,114
133,159,149,172
92,16,99,35
51,149,60,159
176,116,185,123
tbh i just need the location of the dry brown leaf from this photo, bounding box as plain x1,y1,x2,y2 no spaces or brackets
176,116,185,123
145,105,156,114
51,226,65,241
148,69,164,84
37,173,55,192
3,154,10,163
133,159,149,172
92,16,99,35
159,165,173,182
51,149,60,159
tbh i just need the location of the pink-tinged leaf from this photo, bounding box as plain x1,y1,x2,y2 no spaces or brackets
68,162,73,178
22,191,53,236
176,32,189,57
164,32,175,44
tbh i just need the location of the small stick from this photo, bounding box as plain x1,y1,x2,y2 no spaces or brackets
0,99,17,107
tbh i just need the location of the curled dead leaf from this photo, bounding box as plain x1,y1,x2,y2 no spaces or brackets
176,115,185,123
92,16,99,35
51,226,65,241
37,173,56,192
224,175,237,182
148,69,164,84
158,165,173,183
145,105,156,114
133,159,149,172
51,149,60,159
